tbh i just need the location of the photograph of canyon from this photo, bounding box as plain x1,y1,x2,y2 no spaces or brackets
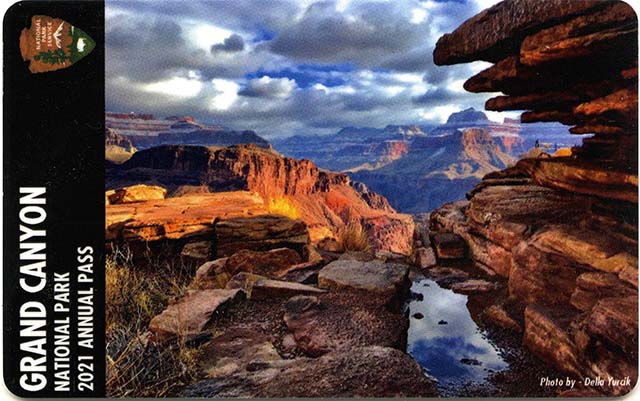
104,0,638,397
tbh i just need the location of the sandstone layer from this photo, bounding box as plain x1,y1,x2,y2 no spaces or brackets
431,0,637,395
107,144,414,254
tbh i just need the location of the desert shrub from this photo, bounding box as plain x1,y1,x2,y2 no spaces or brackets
106,246,201,397
267,196,301,220
337,221,371,252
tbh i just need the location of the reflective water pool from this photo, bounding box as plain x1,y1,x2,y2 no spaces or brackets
407,278,508,392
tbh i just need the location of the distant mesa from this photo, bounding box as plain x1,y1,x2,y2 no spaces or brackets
105,112,269,150
446,107,489,123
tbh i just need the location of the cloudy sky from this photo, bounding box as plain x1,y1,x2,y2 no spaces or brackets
106,0,517,138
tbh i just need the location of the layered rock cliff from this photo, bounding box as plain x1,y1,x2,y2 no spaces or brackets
431,0,637,395
353,128,515,212
107,144,413,255
106,112,269,150
106,127,136,164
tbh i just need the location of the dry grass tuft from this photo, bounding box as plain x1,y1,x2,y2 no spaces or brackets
106,246,202,398
266,196,301,220
337,221,371,252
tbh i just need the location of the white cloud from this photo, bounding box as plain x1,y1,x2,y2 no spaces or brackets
209,79,240,110
410,8,427,24
142,77,203,98
447,79,466,93
186,22,235,51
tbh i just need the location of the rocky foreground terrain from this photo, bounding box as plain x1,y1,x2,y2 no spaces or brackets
430,0,638,396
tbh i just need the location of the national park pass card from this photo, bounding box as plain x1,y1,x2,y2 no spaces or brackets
2,0,638,398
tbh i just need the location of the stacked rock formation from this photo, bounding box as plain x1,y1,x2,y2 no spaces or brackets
435,0,637,202
431,0,637,396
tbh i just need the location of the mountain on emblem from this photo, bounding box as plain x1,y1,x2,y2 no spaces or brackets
19,15,96,73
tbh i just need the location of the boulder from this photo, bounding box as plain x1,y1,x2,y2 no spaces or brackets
107,184,167,204
283,294,408,357
225,273,326,300
619,264,638,288
375,250,409,264
412,247,437,269
317,260,409,307
338,250,375,262
225,248,302,277
215,215,309,257
302,244,324,264
192,258,230,289
450,279,499,294
180,346,438,398
275,261,324,284
149,289,245,341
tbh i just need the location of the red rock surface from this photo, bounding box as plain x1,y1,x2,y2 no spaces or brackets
148,289,245,341
107,144,413,255
431,2,638,390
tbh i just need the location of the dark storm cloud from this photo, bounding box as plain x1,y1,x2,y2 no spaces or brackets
269,1,424,66
211,34,245,53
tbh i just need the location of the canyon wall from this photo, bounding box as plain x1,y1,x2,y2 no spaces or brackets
430,0,637,395
107,144,413,255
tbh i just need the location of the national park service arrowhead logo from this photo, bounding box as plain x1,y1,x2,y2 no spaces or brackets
19,15,96,73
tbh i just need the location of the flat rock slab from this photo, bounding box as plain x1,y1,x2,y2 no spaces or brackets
283,293,408,357
106,191,267,242
317,260,409,306
428,267,470,286
180,346,438,398
107,184,167,205
275,261,323,284
199,329,281,378
149,289,244,341
216,215,309,257
226,272,325,300
450,279,499,294
225,247,302,277
432,232,466,259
